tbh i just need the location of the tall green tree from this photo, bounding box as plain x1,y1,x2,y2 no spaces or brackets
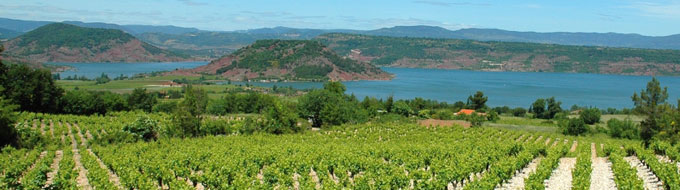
0,46,19,147
632,77,670,143
546,97,562,119
531,98,546,118
466,91,488,110
171,85,208,137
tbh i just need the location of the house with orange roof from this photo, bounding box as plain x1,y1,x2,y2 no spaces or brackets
455,109,486,116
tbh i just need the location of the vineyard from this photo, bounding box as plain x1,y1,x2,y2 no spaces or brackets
1,112,680,190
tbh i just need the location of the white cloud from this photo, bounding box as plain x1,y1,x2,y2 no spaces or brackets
628,1,680,19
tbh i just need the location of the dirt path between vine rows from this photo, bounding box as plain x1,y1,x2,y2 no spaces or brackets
44,150,63,187
87,149,123,189
624,156,664,190
68,123,92,190
495,157,543,190
544,157,576,190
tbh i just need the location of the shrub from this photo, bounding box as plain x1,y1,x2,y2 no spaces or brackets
152,101,177,113
122,116,158,141
511,107,527,117
607,118,639,139
392,101,413,117
580,108,601,124
466,113,486,127
560,118,588,136
0,98,18,147
487,111,500,122
264,101,303,134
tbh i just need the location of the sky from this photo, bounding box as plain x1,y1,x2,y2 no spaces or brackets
1,0,679,36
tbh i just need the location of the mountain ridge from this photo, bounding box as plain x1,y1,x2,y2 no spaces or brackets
2,23,192,63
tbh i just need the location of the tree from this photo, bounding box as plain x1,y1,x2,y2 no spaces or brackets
392,101,413,117
512,107,527,117
466,91,487,110
545,97,562,119
580,108,601,125
171,85,208,137
0,97,18,147
127,88,157,112
531,97,562,119
264,101,302,134
487,110,500,122
632,77,670,143
0,64,63,113
298,82,365,128
531,98,546,118
607,118,639,139
95,73,111,84
323,81,346,94
560,118,587,136
385,95,394,113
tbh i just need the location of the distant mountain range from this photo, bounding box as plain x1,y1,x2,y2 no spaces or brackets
317,33,680,76
2,23,191,63
1,17,679,51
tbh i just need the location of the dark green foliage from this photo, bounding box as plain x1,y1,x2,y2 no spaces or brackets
512,107,527,117
391,101,413,117
580,108,601,124
0,97,18,147
152,101,178,113
298,82,367,127
127,88,157,112
531,99,546,118
632,77,670,143
123,116,158,141
385,96,394,113
465,113,486,127
171,85,208,138
207,92,275,115
60,90,127,115
607,118,640,139
264,101,303,134
466,91,487,110
487,110,500,122
293,65,333,79
531,97,562,119
14,23,134,54
323,81,346,94
0,63,63,113
95,73,111,84
560,118,588,136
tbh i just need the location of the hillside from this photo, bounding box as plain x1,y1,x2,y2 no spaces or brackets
316,33,680,76
0,28,22,39
172,40,391,81
2,23,191,63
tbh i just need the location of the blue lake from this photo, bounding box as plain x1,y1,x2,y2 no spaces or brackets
48,62,209,79
51,63,680,109
231,68,680,109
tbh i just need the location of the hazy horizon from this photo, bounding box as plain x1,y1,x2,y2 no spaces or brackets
2,0,679,36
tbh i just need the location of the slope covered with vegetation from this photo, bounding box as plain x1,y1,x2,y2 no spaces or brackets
316,33,680,75
2,23,191,63
177,39,391,81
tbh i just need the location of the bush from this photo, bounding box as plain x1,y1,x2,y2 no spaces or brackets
512,107,527,117
122,116,158,141
391,101,413,117
560,118,588,136
487,111,500,122
607,118,640,139
264,101,303,134
200,119,235,136
466,113,486,127
14,124,44,148
152,101,177,113
580,108,601,124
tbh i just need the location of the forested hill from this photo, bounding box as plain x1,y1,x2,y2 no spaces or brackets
2,23,192,63
316,33,680,76
171,39,391,81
